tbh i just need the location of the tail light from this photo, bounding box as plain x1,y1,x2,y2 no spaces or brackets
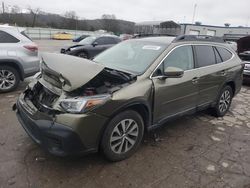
23,45,38,52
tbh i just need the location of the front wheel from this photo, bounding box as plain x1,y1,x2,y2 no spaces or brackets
212,85,233,117
101,110,144,162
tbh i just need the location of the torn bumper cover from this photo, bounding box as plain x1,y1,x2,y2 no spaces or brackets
15,93,108,156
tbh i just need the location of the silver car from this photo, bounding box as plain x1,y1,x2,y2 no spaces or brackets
0,26,40,92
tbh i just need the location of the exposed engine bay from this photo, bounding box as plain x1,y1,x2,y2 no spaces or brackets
24,68,136,114
70,68,135,97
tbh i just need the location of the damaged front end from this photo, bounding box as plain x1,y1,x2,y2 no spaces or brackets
14,53,137,156
24,53,136,115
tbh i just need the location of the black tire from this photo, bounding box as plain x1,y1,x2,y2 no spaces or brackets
0,65,20,93
212,85,233,117
101,110,144,162
77,52,88,59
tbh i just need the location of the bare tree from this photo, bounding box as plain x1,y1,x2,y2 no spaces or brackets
101,14,118,33
28,7,40,27
102,14,116,20
64,11,78,20
62,11,79,30
11,5,20,14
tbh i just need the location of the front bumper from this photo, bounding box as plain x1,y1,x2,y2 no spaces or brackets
15,94,108,156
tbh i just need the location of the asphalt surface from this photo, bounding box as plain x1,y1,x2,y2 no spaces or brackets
1,40,250,188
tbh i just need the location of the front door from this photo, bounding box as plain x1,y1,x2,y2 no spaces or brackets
152,45,199,124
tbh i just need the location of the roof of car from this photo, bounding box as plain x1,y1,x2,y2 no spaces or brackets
135,37,176,44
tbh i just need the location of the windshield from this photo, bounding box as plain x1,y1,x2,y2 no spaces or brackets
79,36,96,45
94,40,168,75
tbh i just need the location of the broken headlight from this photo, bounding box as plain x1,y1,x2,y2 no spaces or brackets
60,94,110,113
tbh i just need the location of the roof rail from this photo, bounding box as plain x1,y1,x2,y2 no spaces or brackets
173,35,225,43
133,33,177,38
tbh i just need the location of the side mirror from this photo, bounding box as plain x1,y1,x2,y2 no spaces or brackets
92,42,98,47
163,67,184,78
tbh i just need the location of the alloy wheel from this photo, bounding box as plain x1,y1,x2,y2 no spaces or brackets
110,119,139,154
219,90,231,113
0,69,16,90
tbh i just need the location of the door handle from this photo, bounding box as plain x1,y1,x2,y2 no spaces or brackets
192,77,199,84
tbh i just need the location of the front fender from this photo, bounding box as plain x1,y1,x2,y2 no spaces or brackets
0,59,25,80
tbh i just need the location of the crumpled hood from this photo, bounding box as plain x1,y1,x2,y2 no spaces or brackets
41,53,105,92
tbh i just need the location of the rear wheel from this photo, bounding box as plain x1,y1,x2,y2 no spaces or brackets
212,85,233,117
101,110,144,162
0,65,20,93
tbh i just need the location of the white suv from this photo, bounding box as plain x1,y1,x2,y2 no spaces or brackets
0,26,40,92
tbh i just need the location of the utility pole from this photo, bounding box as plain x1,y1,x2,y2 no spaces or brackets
2,2,5,14
192,3,197,24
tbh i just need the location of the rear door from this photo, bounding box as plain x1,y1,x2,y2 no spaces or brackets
194,45,231,108
152,45,199,124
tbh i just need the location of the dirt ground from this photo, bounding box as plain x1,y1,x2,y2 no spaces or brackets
1,40,250,188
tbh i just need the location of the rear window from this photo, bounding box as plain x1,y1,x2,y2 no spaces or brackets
0,30,20,43
21,31,32,41
195,45,216,67
216,47,233,62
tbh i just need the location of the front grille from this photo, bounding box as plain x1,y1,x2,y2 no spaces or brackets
244,64,250,70
37,87,58,107
29,82,59,113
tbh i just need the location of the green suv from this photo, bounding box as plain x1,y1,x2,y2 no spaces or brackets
14,35,243,161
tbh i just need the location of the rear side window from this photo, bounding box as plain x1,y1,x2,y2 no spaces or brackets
216,47,232,62
213,47,223,63
195,45,216,67
108,37,119,44
0,30,20,43
96,37,116,45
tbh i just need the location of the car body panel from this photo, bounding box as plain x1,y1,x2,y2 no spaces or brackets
52,32,73,40
41,53,105,92
152,69,199,124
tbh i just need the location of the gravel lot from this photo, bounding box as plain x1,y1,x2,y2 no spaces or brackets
1,40,250,188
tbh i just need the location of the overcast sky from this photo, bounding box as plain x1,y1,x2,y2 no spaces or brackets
4,0,250,26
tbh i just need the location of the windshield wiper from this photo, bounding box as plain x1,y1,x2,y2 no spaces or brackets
105,68,135,81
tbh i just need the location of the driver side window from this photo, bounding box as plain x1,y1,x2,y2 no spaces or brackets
163,45,194,71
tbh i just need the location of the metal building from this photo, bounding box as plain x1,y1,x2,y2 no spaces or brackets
181,24,250,41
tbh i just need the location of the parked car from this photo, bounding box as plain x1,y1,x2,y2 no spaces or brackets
119,34,133,41
72,34,89,42
61,35,121,59
237,36,250,82
52,32,73,40
14,35,243,161
0,26,40,93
